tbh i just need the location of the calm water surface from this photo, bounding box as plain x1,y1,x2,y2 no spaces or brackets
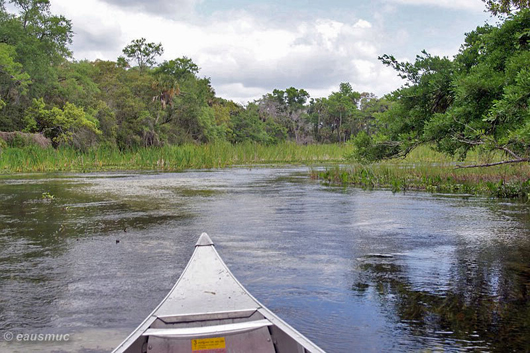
0,167,529,352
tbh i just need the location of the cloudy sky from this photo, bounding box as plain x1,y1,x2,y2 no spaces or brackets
43,0,493,103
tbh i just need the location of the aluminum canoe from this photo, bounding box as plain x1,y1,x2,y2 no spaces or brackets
113,233,326,353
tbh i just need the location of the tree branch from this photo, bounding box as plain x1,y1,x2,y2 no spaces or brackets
499,146,522,160
456,158,529,169
455,137,483,146
455,133,525,162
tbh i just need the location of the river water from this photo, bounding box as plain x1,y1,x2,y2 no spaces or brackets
0,167,529,352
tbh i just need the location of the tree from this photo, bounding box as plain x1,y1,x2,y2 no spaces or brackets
2,0,73,88
169,76,219,143
211,98,240,141
307,97,329,142
0,43,30,101
90,60,157,148
53,60,100,107
357,93,390,136
24,98,101,148
426,10,530,166
229,102,285,144
0,0,72,130
152,57,199,109
260,87,311,144
326,83,361,143
350,51,454,162
121,37,163,71
154,57,199,80
354,10,530,167
0,43,30,130
482,0,530,15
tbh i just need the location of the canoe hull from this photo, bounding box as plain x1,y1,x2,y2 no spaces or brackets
113,233,325,353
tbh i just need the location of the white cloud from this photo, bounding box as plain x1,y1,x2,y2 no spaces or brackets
353,19,372,29
51,0,125,60
48,0,484,103
192,16,394,100
214,83,268,105
98,0,202,18
385,0,484,11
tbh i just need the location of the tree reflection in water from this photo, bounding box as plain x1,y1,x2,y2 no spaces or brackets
352,250,530,352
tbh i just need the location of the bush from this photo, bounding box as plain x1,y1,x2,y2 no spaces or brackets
347,131,399,163
0,131,51,148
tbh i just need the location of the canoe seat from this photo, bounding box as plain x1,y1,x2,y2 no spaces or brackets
156,308,260,324
143,319,272,338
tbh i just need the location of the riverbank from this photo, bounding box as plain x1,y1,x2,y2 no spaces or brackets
0,142,345,173
313,146,530,200
2,143,529,200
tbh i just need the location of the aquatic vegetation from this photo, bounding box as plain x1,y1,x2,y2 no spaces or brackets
41,192,55,200
0,142,345,173
313,160,530,200
3,142,528,200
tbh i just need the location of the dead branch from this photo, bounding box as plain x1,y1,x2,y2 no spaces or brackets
456,158,529,169
499,146,522,160
455,137,483,146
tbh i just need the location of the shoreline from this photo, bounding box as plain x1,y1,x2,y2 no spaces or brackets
2,143,528,200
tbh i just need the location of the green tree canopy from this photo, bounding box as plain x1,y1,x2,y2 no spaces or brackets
1,0,73,89
0,43,30,99
265,87,311,143
24,98,101,148
121,37,163,71
354,10,530,167
483,0,530,15
0,0,73,130
326,83,361,142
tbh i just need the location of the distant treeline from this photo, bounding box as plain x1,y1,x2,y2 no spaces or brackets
1,1,529,169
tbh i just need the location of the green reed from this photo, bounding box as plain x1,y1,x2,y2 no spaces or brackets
0,142,345,173
314,145,530,200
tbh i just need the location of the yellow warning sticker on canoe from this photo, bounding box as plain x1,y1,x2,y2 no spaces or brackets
191,337,226,352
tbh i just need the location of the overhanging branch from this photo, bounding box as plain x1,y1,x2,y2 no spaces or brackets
456,158,529,169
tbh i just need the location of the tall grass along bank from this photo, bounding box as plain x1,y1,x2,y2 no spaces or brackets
0,143,345,173
314,146,530,200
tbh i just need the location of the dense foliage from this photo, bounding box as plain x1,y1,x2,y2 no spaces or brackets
483,0,530,15
353,10,530,167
